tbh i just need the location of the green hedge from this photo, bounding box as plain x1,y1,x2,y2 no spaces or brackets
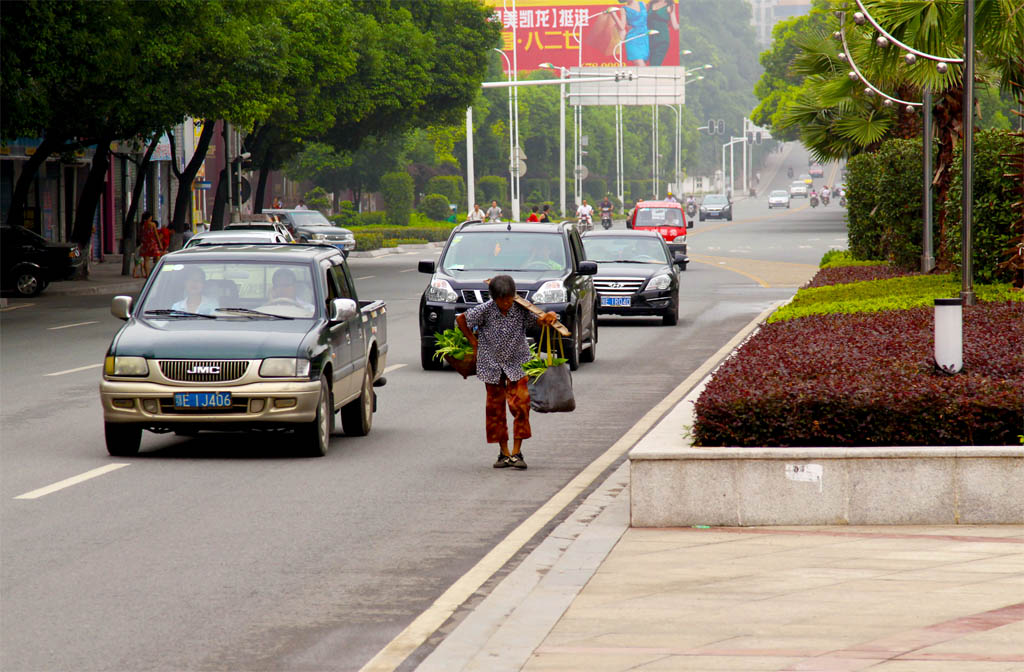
380,171,414,227
348,225,454,242
769,273,1021,323
943,129,1022,284
357,211,386,227
819,250,888,268
419,194,451,221
425,175,465,206
354,232,384,251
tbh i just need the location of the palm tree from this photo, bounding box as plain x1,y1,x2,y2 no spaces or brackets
776,0,1024,268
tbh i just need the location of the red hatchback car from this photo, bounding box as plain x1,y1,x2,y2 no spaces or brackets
627,200,689,259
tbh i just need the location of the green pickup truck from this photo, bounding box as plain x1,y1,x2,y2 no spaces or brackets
100,243,387,457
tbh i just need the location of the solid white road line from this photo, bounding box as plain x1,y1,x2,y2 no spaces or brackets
358,300,784,672
383,364,406,374
400,268,417,273
44,363,102,377
357,275,376,280
48,321,99,330
0,303,35,312
14,464,131,500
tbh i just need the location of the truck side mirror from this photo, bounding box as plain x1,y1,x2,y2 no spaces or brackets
418,259,436,274
329,298,358,322
111,296,133,320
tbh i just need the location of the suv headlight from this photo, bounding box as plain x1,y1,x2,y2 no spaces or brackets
647,274,672,291
311,233,326,240
104,356,149,377
532,280,567,304
426,277,458,303
259,358,311,378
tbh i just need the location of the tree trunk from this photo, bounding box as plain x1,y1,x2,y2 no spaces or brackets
4,134,66,228
120,135,160,275
169,122,217,240
69,135,114,274
210,166,228,230
931,87,964,271
253,146,273,214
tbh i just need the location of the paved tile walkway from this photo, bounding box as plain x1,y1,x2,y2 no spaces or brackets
525,523,1024,671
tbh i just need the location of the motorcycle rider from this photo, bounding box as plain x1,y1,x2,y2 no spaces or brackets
599,194,614,230
575,199,594,230
821,185,830,205
665,191,678,203
809,188,818,206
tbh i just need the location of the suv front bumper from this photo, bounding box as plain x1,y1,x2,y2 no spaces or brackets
100,378,322,429
421,300,574,344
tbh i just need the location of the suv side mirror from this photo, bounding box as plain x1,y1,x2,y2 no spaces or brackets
577,260,598,275
418,259,436,274
111,295,133,320
329,298,358,322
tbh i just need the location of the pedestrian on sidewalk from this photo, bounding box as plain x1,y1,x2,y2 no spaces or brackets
456,275,557,470
138,211,164,277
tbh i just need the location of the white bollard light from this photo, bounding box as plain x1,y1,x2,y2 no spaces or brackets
934,298,963,374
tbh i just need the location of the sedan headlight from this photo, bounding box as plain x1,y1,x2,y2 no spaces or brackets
259,358,311,378
104,356,149,377
532,280,567,304
647,274,672,291
425,277,458,303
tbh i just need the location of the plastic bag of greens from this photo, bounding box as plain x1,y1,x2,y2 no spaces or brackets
524,325,574,413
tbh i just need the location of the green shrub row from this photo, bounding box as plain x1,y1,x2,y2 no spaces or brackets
383,237,430,247
819,249,888,268
769,273,1021,323
845,130,1020,283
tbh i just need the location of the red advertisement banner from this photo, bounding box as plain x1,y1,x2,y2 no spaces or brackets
487,0,680,72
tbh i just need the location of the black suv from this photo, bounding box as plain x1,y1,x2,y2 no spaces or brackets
1,225,83,296
418,221,598,370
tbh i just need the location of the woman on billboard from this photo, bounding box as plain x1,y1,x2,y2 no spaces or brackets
647,0,679,66
611,0,650,66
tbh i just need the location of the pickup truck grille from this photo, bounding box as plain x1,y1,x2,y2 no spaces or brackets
159,360,250,383
593,277,645,296
461,289,530,304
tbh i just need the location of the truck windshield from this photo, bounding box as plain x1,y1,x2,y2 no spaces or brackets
583,237,669,263
140,261,318,318
634,208,683,227
442,232,567,272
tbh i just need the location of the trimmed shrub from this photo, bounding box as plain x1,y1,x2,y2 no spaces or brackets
804,264,922,288
354,232,384,251
477,176,507,205
425,175,465,206
347,225,454,243
819,249,888,268
771,273,1019,323
380,171,414,226
693,300,1024,447
383,237,430,247
943,129,1022,283
419,194,451,221
303,186,332,214
330,201,359,228
357,211,387,227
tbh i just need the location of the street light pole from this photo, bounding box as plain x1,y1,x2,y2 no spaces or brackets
960,0,975,305
613,30,659,209
493,48,516,221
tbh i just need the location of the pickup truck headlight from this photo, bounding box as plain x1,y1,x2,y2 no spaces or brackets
671,234,687,242
426,277,458,303
104,356,149,377
259,358,311,378
311,233,327,240
532,281,567,304
647,274,672,291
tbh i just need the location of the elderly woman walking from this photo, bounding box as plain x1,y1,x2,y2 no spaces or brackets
456,275,557,469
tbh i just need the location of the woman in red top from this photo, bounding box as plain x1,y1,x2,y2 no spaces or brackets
138,211,165,276
526,206,540,222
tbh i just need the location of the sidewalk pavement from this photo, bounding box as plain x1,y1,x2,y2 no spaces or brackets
43,258,147,297
418,399,1024,671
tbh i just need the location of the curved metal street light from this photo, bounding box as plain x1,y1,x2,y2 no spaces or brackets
612,30,659,207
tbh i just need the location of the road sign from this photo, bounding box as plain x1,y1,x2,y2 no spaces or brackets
513,147,527,161
575,164,589,180
194,180,212,190
511,159,527,177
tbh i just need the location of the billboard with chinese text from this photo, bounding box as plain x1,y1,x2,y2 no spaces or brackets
487,0,680,72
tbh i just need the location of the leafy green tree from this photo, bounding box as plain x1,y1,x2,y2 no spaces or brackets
286,136,409,211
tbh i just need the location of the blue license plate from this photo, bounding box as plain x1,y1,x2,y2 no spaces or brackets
174,392,232,408
601,296,631,307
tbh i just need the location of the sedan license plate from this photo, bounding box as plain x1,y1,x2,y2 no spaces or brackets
174,392,232,409
601,296,631,307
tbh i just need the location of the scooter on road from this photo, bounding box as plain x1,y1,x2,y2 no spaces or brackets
809,195,819,208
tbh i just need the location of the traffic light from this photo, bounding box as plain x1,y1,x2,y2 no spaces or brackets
716,119,725,135
706,119,714,133
755,131,762,145
746,131,754,144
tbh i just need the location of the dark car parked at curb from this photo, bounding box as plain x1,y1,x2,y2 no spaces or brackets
264,209,355,254
1,225,83,296
418,220,598,371
100,243,387,457
582,230,686,326
699,194,733,221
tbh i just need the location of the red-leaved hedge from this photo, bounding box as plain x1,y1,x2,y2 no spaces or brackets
692,301,1024,447
804,265,922,288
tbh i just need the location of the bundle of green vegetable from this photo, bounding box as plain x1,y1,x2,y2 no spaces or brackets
433,328,474,361
521,343,568,381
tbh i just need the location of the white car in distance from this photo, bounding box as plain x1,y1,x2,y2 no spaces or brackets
790,181,809,198
768,190,791,209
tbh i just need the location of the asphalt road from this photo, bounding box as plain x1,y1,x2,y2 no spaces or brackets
1,148,848,672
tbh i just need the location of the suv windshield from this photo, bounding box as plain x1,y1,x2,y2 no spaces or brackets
442,231,567,273
290,211,332,226
583,236,668,263
140,261,318,318
635,207,683,227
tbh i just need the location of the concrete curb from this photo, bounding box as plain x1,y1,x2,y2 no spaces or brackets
43,279,146,297
349,242,442,258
